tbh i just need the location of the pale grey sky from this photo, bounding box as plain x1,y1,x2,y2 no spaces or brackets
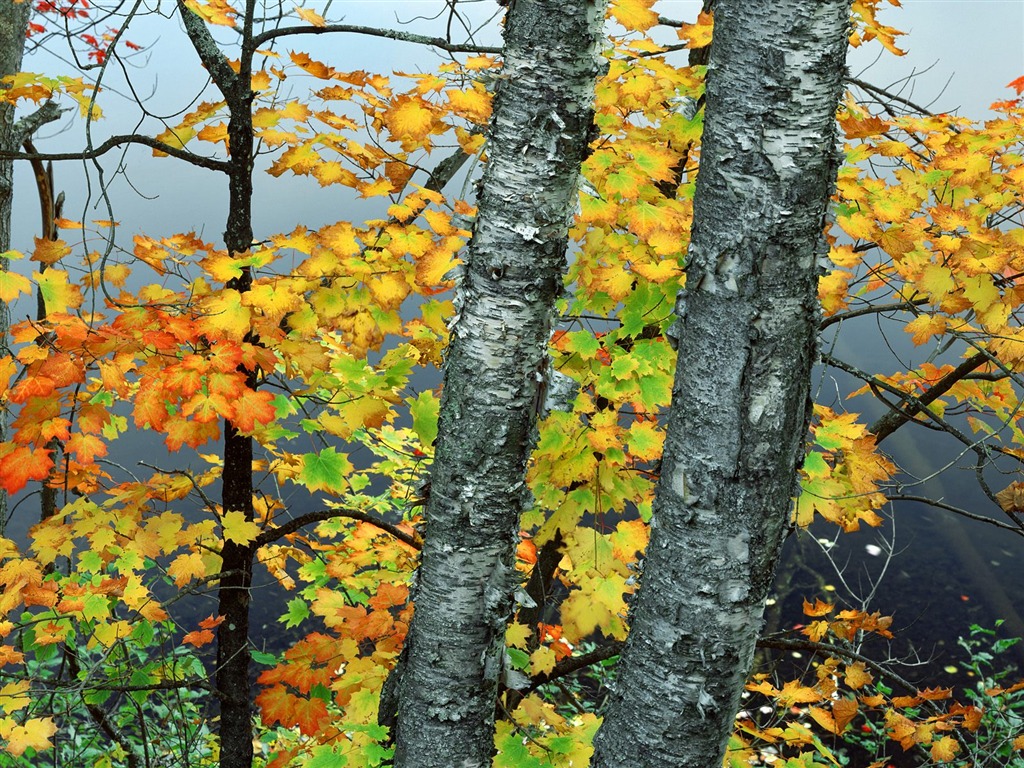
10,1,1021,277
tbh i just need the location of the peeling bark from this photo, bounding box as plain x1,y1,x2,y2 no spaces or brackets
590,3,853,766
391,0,607,765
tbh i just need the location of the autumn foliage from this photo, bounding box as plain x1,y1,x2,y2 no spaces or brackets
0,0,1022,765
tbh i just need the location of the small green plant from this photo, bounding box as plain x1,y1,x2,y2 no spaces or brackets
951,622,1024,767
840,621,1024,767
5,620,216,768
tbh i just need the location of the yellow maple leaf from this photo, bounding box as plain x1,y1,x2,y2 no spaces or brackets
919,263,956,302
222,510,261,545
506,622,531,649
844,661,873,690
359,177,395,198
415,244,459,289
384,96,437,142
609,0,658,32
446,86,492,124
167,551,208,586
278,100,312,121
197,122,228,145
0,271,32,303
184,0,238,26
290,51,333,79
904,314,947,345
312,161,357,188
0,681,30,715
678,10,714,48
34,269,83,315
0,716,57,757
294,5,326,27
198,288,252,341
529,645,557,676
631,258,682,283
368,272,410,310
931,735,960,763
31,237,70,266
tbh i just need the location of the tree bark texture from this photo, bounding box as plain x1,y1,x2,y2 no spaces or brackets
0,0,31,533
0,0,29,253
178,3,259,767
591,3,852,766
392,1,607,765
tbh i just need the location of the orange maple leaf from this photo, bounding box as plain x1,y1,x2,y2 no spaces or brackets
0,445,53,494
256,684,331,736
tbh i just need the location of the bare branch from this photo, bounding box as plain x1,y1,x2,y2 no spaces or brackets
755,636,921,697
176,0,240,94
885,494,1024,534
254,508,420,549
819,298,929,330
2,134,230,172
251,23,501,54
869,352,989,442
12,100,67,146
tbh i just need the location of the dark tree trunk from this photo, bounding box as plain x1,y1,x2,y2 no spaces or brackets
0,0,32,533
178,2,259,766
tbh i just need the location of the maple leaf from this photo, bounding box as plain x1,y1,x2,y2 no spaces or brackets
294,5,326,27
290,51,333,79
222,510,261,545
164,414,220,450
298,448,352,494
610,0,658,32
931,735,960,762
231,388,278,432
34,269,83,314
0,445,53,494
256,684,331,736
198,289,252,341
384,95,437,143
167,551,208,586
183,0,238,26
181,628,215,647
808,697,858,735
0,716,57,756
31,237,70,266
0,269,31,303
65,432,107,464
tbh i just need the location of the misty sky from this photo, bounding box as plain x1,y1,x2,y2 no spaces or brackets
8,0,1022,283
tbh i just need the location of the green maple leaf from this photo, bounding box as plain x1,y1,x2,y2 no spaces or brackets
299,448,352,494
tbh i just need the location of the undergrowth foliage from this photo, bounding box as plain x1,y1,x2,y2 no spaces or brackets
0,0,1022,765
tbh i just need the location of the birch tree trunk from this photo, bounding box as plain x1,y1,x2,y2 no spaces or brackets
591,2,852,766
391,0,606,764
0,0,32,533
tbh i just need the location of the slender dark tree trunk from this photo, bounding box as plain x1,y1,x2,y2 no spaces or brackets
391,0,607,765
0,0,32,534
178,2,258,766
591,2,853,766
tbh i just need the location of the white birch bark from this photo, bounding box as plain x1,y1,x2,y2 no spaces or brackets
391,0,607,764
591,2,852,765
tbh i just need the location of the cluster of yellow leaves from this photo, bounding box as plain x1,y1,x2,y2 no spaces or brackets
795,406,895,530
0,71,101,118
